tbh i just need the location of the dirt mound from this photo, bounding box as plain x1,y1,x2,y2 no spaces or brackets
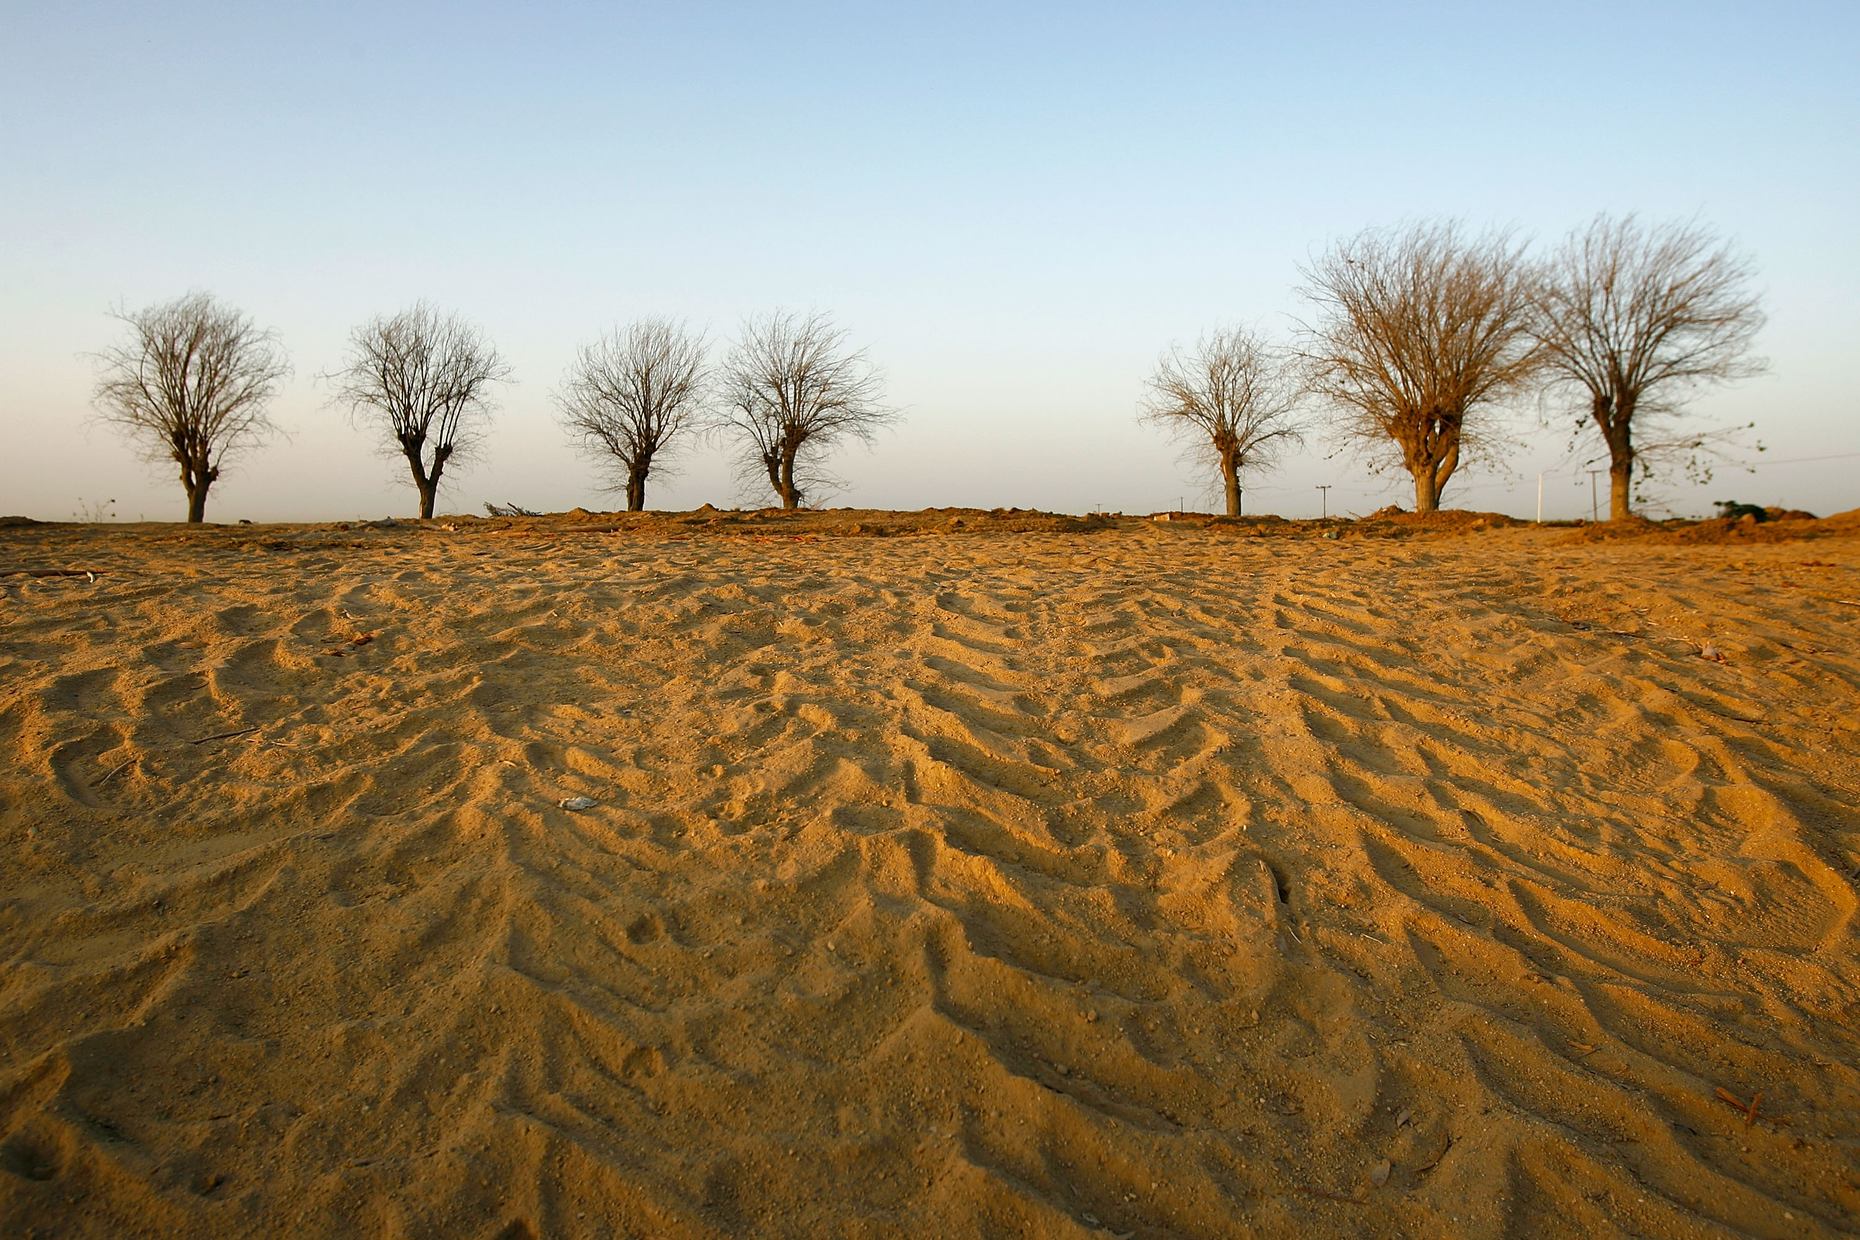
1820,506,1860,532
1558,509,1842,545
1341,506,1524,536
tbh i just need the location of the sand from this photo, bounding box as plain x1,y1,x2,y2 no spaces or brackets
1,510,1856,1237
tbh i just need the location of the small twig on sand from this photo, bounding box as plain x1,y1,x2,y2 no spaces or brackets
1,568,102,579
97,756,136,785
189,726,260,746
1413,1135,1454,1176
1701,707,1764,724
1715,1086,1766,1127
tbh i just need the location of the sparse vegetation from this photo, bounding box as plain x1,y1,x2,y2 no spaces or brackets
63,219,1791,525
1297,223,1541,515
559,319,707,511
333,304,510,520
91,292,289,523
714,312,895,509
1140,328,1305,517
1532,215,1767,521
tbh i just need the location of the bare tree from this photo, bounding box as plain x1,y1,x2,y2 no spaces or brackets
714,311,894,509
1531,215,1766,521
333,304,510,519
558,319,707,511
1298,222,1540,513
1140,328,1305,516
91,292,289,523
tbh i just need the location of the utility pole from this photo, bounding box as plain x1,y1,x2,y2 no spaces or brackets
1536,471,1545,523
1316,485,1331,518
1585,468,1604,522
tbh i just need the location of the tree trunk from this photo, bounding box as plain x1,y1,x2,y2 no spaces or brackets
180,458,211,523
1606,418,1635,521
402,443,440,520
626,453,651,512
1609,459,1633,522
1412,466,1439,514
1411,437,1458,515
778,451,800,509
1222,461,1241,518
1589,395,1638,521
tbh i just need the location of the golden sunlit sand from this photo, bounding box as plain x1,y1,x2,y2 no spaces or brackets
2,510,1857,1236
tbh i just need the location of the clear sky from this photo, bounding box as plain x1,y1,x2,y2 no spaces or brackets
3,1,1855,521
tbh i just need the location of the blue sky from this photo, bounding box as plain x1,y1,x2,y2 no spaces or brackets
3,1,1855,520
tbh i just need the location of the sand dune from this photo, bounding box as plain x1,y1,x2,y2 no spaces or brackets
2,512,1857,1237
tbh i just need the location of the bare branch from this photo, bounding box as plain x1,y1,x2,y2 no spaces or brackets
331,303,509,519
91,292,289,523
1530,214,1767,520
712,311,896,509
558,319,707,511
1140,327,1306,516
1296,222,1539,513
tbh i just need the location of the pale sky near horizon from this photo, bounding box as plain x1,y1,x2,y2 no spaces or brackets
3,1,1855,522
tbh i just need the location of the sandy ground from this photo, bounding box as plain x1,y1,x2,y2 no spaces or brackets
1,510,1857,1238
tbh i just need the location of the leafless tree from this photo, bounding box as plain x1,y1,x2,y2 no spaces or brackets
91,292,289,523
1298,222,1540,513
714,312,895,508
1140,327,1305,516
558,319,707,511
333,303,510,519
1531,215,1766,521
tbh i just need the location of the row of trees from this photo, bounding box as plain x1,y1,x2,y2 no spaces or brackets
1143,213,1766,519
93,213,1763,524
93,305,893,521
